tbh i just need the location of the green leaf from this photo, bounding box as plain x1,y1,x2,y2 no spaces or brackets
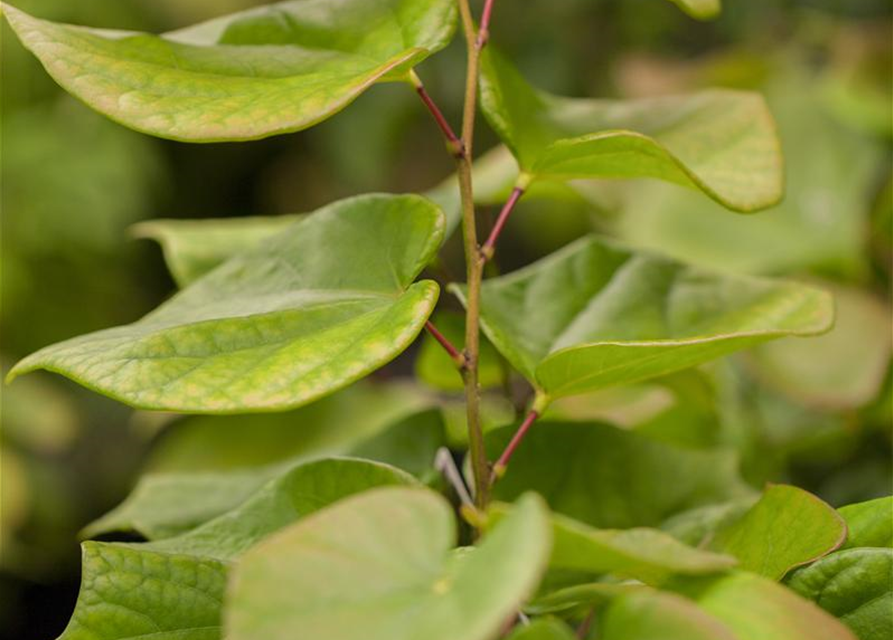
749,286,891,410
787,548,893,640
601,590,738,640
549,513,737,584
839,497,893,549
9,194,444,412
2,0,457,141
661,499,758,548
60,458,413,640
132,215,302,287
479,50,781,212
144,382,433,472
505,619,576,640
667,0,721,20
527,583,640,616
485,421,751,528
226,489,552,640
85,405,443,539
696,572,857,640
492,504,737,585
712,484,846,580
415,312,503,391
454,236,832,403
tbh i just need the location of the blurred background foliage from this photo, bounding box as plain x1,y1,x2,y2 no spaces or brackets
1,0,890,637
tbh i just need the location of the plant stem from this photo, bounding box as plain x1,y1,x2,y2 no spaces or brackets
456,0,490,510
490,409,539,484
425,320,465,368
410,71,465,159
481,186,525,260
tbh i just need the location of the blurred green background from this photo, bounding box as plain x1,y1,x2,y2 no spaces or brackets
1,1,890,637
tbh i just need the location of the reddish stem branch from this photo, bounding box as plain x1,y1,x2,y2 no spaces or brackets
490,409,539,484
425,321,465,367
477,0,498,48
481,186,525,260
576,609,595,639
413,77,465,158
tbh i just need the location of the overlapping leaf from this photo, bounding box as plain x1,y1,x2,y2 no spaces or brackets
455,236,833,404
787,548,893,640
839,497,893,549
132,215,302,287
227,489,552,640
2,0,457,141
59,458,415,640
479,51,782,212
8,194,444,412
601,590,738,640
485,421,751,528
712,485,846,580
491,504,737,585
505,619,576,640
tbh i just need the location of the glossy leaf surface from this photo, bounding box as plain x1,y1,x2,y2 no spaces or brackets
667,0,721,19
2,1,456,141
485,421,751,528
227,489,552,640
713,485,846,580
9,194,444,412
456,236,832,402
787,548,893,640
479,51,781,212
60,459,414,640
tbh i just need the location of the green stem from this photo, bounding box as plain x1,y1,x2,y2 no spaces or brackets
456,0,490,510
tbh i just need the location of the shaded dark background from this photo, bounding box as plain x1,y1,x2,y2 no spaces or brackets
1,1,891,637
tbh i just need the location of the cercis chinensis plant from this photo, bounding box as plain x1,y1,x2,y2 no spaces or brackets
5,1,882,639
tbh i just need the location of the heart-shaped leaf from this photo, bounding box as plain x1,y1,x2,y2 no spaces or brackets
9,194,444,412
227,489,552,640
132,215,302,287
59,458,414,640
479,50,782,212
2,0,457,141
667,0,721,20
712,484,846,580
454,236,832,404
492,504,737,585
485,421,751,528
839,497,893,549
787,548,893,640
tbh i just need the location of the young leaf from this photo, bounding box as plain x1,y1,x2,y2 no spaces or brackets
505,619,576,640
839,497,893,549
454,236,832,404
226,489,552,640
485,421,751,528
696,572,857,640
132,215,302,287
666,0,721,20
712,484,847,580
787,548,893,640
601,590,739,640
8,194,444,412
479,51,782,212
2,0,457,141
60,458,414,640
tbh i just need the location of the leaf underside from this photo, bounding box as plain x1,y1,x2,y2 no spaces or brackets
454,235,832,402
2,0,457,141
479,49,781,212
9,194,445,413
